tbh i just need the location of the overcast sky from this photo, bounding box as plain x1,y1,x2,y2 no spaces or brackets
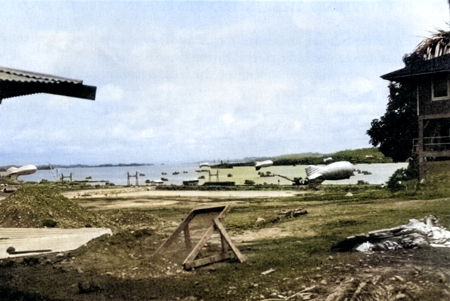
0,0,448,165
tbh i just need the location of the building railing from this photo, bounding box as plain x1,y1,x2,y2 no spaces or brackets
413,136,450,152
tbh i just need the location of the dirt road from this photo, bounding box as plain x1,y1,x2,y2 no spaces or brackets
62,187,306,199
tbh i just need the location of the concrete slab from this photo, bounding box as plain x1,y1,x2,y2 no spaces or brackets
0,228,112,259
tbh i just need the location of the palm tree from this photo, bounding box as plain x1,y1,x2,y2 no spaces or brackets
414,29,450,60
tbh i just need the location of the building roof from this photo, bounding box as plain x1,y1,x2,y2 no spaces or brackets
381,53,450,81
0,66,96,103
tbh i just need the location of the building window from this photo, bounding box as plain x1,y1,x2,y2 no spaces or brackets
432,74,450,100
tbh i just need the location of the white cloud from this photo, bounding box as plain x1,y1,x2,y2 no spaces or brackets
0,1,448,164
222,113,235,126
293,10,344,31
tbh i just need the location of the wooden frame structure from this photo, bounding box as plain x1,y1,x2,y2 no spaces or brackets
60,173,73,182
127,171,139,186
153,205,247,270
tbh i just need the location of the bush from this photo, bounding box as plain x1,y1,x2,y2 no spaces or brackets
387,167,416,192
244,180,255,185
42,219,57,228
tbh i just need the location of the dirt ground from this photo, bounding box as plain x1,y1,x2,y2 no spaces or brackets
62,187,305,200
1,187,450,301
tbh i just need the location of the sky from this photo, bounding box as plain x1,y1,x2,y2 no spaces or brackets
0,0,449,166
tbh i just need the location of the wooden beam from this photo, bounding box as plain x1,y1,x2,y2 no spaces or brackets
184,251,235,270
214,217,247,263
422,150,450,157
184,225,192,250
419,113,450,120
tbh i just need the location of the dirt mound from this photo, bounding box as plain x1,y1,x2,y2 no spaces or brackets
0,185,105,228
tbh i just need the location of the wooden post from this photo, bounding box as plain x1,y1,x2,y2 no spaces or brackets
184,224,192,250
418,118,426,182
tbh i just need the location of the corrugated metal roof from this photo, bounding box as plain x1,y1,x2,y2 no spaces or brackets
0,66,82,84
0,66,96,102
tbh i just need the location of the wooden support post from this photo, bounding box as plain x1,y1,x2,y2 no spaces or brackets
418,118,426,182
220,232,228,253
184,224,192,250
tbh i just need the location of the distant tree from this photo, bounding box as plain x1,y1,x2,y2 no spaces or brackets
367,80,417,162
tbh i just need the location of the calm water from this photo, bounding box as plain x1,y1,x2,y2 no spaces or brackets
22,162,408,186
24,163,202,186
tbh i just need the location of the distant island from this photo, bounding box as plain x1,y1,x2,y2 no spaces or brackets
37,163,153,170
211,147,392,168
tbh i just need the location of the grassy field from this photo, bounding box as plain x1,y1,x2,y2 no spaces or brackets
197,165,308,186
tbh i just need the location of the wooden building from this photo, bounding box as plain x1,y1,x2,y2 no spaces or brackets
382,31,450,180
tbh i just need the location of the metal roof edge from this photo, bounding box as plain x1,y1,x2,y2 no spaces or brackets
0,66,83,84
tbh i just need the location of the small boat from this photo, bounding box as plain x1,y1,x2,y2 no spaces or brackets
146,179,164,186
183,180,199,186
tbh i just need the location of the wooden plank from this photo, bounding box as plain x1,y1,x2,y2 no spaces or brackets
217,205,231,219
214,218,247,263
419,112,450,120
184,225,192,250
183,251,234,270
220,232,228,253
191,205,228,215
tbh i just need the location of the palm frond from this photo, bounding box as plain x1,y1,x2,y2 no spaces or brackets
415,29,450,60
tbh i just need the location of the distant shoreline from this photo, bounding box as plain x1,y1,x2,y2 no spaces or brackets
38,163,154,170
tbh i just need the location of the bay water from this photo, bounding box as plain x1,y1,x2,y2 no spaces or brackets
22,162,408,186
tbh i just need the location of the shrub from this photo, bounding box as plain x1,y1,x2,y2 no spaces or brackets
42,219,57,228
387,167,416,192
